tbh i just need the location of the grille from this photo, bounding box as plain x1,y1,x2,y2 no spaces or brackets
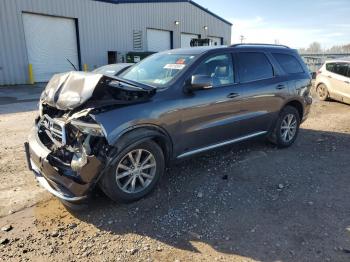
39,115,66,146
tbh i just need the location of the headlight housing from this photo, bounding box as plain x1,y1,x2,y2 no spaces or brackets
70,119,105,137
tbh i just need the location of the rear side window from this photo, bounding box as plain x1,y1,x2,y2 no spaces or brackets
272,53,304,74
327,62,350,77
336,63,349,77
236,52,274,83
326,63,336,73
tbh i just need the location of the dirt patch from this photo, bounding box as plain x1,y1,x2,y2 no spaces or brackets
0,98,350,261
0,108,51,217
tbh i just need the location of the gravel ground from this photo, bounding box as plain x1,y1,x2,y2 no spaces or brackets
0,102,50,217
0,94,350,261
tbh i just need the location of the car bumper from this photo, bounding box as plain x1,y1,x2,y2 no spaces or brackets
302,95,312,123
24,127,103,202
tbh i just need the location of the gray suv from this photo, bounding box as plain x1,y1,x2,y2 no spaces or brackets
25,44,312,204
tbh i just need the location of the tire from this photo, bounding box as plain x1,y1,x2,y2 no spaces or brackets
317,83,329,101
99,140,165,203
268,106,300,148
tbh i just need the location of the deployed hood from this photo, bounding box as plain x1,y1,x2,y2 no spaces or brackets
41,71,155,111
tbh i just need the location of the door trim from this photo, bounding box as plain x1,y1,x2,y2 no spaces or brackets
177,131,267,159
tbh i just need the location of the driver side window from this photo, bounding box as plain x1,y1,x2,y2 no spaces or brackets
192,54,234,88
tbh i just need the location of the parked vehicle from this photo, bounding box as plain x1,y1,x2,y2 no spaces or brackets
92,63,133,76
315,58,350,104
25,44,312,204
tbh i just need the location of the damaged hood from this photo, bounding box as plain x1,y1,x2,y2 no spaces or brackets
41,71,155,110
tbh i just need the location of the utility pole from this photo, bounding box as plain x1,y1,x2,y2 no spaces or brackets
240,35,245,44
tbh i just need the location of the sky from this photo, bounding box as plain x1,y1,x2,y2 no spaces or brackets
194,0,350,49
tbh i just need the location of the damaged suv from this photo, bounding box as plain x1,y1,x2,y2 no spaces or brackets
25,44,312,204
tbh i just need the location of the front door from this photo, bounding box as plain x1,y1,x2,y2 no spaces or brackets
178,53,243,155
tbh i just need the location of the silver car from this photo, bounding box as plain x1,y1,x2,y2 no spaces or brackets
92,63,133,76
315,58,350,104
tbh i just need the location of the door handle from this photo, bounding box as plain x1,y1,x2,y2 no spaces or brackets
276,84,286,90
345,80,350,84
227,92,240,98
327,75,332,78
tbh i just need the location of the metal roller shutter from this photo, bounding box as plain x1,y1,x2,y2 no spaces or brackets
147,29,171,52
22,13,79,82
209,36,222,46
181,33,199,48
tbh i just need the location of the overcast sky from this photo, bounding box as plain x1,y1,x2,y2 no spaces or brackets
194,0,350,49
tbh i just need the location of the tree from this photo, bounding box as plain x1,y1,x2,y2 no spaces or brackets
342,44,350,53
307,42,322,53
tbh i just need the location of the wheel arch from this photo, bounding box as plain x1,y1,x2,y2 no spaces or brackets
316,81,326,89
109,124,173,165
283,100,304,120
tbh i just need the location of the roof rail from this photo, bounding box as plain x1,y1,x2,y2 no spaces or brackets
230,43,290,49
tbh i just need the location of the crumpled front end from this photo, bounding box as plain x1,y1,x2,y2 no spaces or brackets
25,112,108,201
25,71,156,201
41,71,104,111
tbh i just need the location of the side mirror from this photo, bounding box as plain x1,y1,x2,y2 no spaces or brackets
190,75,212,90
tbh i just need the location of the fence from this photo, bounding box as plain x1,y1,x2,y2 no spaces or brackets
300,53,350,73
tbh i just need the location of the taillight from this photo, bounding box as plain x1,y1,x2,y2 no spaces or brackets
316,70,321,76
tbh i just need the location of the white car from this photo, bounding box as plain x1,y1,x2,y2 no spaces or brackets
315,58,350,104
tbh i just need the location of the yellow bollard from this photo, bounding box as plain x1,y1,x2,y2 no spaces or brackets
28,64,35,84
83,64,88,72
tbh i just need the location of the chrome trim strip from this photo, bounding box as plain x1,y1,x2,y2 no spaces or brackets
30,160,87,202
177,131,267,159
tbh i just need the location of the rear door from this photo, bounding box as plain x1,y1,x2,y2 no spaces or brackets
326,62,349,97
333,63,350,100
232,51,286,136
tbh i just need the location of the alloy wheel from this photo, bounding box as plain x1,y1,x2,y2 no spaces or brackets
280,114,297,143
115,149,157,194
318,85,327,99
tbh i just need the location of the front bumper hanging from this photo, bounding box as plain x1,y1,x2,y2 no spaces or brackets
24,127,103,202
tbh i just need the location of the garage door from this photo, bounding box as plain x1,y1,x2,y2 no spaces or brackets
22,13,79,82
181,33,199,48
147,29,171,52
209,36,222,46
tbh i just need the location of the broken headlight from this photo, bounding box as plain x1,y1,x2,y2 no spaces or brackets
70,119,105,137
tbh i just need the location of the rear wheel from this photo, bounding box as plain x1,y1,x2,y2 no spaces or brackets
317,83,329,101
99,140,164,202
268,106,300,148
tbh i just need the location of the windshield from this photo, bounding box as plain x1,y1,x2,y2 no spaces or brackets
92,63,133,76
119,53,196,87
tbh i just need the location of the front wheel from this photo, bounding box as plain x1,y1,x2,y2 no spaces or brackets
317,83,329,101
268,106,300,148
99,140,165,202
